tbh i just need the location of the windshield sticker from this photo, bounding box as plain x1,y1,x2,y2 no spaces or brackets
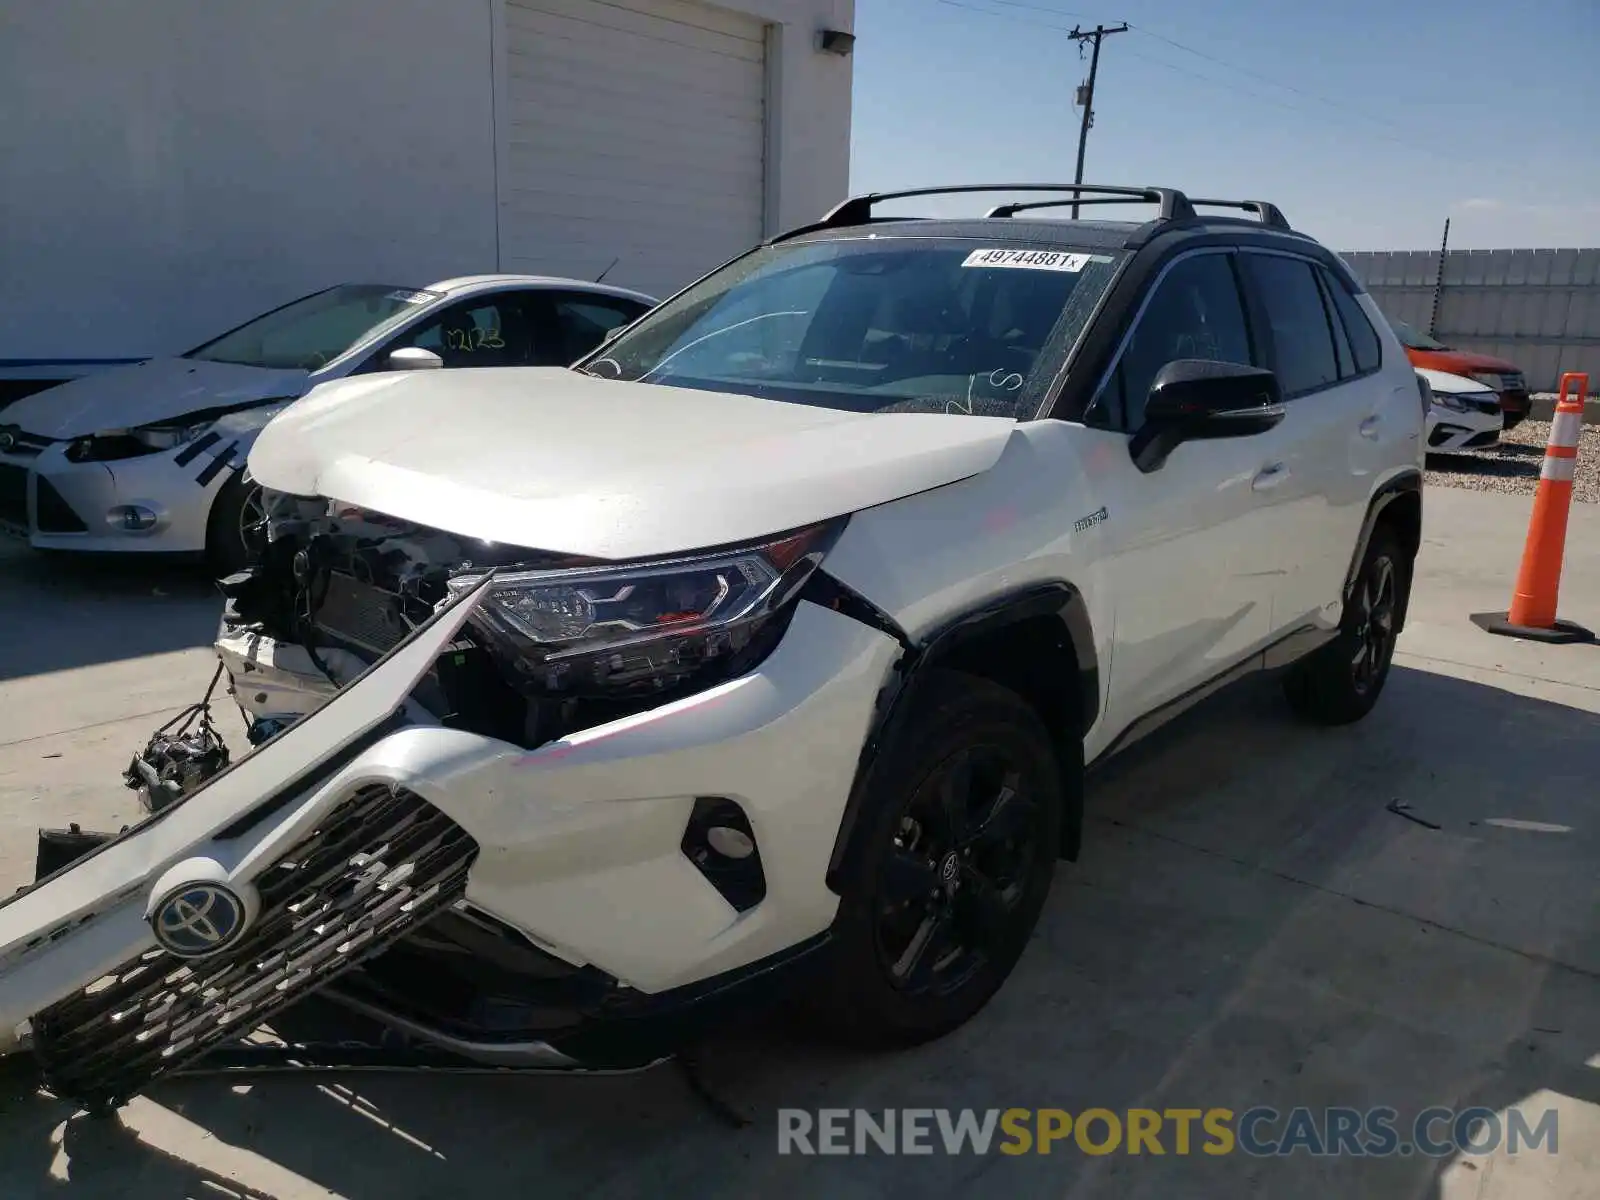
961,249,1108,272
386,289,443,305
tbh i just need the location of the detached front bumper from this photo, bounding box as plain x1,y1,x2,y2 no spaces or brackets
0,579,897,1105
0,436,238,554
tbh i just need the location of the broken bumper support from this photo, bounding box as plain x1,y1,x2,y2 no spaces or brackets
0,580,496,1108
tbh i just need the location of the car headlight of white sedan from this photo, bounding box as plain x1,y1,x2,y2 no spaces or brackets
65,417,218,462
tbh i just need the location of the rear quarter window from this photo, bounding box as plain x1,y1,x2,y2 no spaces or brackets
1320,270,1383,375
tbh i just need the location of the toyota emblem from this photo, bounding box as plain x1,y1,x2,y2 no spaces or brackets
150,881,249,958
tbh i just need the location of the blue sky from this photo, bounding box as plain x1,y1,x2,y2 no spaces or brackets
848,0,1600,250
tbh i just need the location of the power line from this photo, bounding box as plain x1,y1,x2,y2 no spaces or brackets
979,0,1094,17
1124,22,1416,138
934,1,1424,145
1068,23,1130,217
931,0,1474,168
935,0,1075,31
1117,46,1323,119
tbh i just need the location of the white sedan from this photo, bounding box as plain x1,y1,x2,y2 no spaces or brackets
1418,366,1503,454
0,275,656,569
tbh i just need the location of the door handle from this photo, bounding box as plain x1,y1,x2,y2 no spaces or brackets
1359,415,1381,440
1252,462,1289,492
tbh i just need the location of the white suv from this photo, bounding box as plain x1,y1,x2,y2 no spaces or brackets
0,185,1425,1109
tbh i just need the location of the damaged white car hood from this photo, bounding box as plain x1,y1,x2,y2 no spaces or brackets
2,357,311,440
247,368,1018,560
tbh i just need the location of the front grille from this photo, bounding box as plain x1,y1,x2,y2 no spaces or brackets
31,784,478,1109
314,573,419,655
0,463,28,528
35,476,87,533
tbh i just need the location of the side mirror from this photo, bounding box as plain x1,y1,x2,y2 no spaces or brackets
386,346,444,372
1130,359,1285,473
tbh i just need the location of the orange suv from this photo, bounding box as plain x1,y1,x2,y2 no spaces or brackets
1388,317,1531,429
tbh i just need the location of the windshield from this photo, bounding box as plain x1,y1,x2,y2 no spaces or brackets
185,284,443,370
576,238,1126,419
1388,317,1450,352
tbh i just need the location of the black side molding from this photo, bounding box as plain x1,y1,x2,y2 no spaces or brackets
1088,621,1338,770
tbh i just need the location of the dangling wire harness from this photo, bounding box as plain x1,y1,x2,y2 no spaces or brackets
120,661,232,813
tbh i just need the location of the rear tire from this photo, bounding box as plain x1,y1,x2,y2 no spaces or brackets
1283,525,1409,725
205,469,267,576
810,669,1065,1048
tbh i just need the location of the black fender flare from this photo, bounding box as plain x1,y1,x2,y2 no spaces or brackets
1343,469,1423,628
803,574,1099,894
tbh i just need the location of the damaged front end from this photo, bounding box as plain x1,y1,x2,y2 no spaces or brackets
213,491,822,754
0,577,497,1106
3,488,847,1110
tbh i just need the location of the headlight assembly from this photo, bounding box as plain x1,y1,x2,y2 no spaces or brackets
67,419,214,462
1431,391,1470,413
65,399,294,463
446,520,844,696
127,420,215,451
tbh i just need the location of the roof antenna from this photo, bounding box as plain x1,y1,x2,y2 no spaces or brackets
595,257,620,284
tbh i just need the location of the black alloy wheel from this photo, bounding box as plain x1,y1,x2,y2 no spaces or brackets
874,745,1039,997
1350,553,1398,697
1283,526,1409,725
206,471,268,574
812,670,1068,1047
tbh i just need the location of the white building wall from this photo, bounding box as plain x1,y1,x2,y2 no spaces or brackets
0,0,853,372
0,0,500,366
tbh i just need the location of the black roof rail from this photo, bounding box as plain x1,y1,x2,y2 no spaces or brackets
986,197,1170,218
810,183,1199,230
1187,198,1292,230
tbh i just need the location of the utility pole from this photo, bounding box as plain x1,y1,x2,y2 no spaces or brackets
1428,216,1451,337
1068,22,1129,218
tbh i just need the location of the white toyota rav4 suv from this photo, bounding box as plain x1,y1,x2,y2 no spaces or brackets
1,185,1425,1111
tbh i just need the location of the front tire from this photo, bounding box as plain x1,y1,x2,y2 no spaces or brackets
205,469,267,575
812,670,1065,1048
1283,526,1410,725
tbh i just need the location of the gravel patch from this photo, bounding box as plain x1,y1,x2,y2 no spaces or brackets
1425,418,1600,503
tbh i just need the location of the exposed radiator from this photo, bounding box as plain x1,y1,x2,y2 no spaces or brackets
313,572,420,656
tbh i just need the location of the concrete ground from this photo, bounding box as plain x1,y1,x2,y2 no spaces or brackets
1,488,1598,1199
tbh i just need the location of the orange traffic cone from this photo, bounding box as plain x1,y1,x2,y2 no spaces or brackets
1473,371,1594,643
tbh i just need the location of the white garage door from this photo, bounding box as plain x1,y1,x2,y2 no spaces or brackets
501,0,767,299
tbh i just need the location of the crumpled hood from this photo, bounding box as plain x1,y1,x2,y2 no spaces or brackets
248,367,1019,560
1,357,311,440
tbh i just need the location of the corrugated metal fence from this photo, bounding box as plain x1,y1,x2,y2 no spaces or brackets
1339,247,1600,393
